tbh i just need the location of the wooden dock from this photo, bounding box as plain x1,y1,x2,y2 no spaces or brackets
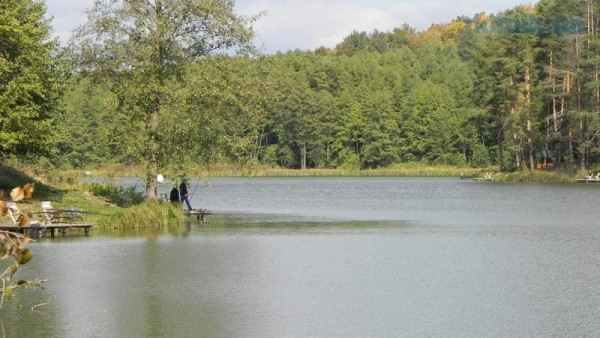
0,223,93,238
577,178,600,184
185,209,212,223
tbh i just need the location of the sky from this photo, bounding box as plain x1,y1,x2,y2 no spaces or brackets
45,0,536,53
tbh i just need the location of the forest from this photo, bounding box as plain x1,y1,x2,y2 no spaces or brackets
3,0,600,176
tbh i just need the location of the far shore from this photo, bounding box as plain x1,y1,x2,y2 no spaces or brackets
62,163,587,183
65,163,485,179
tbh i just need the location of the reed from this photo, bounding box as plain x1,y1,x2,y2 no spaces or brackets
492,170,575,183
200,163,483,177
98,201,185,230
68,163,485,178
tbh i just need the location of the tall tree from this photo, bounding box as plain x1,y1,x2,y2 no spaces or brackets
0,0,60,159
70,0,256,199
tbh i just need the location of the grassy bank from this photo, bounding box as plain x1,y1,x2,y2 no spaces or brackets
62,162,592,184
68,162,486,178
491,170,578,184
0,164,186,232
97,201,187,235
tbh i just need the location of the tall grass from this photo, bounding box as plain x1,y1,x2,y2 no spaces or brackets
68,162,485,178
195,163,485,177
98,201,185,231
493,170,575,183
61,164,144,178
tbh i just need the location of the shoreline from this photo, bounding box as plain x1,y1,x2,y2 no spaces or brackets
0,164,186,232
65,164,586,184
67,163,487,179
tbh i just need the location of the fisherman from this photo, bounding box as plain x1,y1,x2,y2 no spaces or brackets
179,178,192,211
169,185,180,204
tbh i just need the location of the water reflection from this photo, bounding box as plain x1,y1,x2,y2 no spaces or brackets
4,220,600,337
21,230,290,337
0,290,59,337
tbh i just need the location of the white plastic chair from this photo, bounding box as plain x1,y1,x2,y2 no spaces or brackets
41,201,55,224
6,202,20,224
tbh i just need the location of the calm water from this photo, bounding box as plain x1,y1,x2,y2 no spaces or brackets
5,178,600,337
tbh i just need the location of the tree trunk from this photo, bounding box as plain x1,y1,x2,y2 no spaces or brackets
581,120,587,169
498,130,504,171
145,0,165,201
569,127,575,169
301,142,307,170
525,67,535,170
146,104,160,200
550,50,562,165
527,120,535,170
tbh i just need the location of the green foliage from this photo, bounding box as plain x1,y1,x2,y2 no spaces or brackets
0,0,61,159
87,183,145,207
8,0,599,175
262,145,279,167
67,0,257,198
470,141,492,168
0,231,43,301
57,77,141,167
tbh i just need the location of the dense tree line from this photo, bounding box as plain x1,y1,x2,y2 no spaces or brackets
4,0,600,174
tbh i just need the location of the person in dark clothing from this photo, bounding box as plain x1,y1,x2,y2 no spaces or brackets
179,179,192,210
169,186,180,204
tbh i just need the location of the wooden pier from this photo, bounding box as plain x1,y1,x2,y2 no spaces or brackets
577,178,600,184
185,209,212,223
0,223,93,238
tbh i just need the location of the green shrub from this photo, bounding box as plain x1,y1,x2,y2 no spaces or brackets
87,183,145,207
262,145,279,166
470,142,491,168
432,153,467,166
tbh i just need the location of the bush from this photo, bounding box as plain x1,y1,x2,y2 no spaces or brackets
336,150,360,170
87,183,145,207
432,153,467,166
262,145,279,166
470,142,491,168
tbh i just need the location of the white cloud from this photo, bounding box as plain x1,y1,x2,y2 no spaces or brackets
236,0,397,52
45,0,94,44
45,0,535,51
236,0,535,53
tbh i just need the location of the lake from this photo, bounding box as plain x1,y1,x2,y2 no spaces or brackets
4,178,600,337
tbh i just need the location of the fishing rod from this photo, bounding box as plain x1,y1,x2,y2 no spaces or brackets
188,179,201,201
